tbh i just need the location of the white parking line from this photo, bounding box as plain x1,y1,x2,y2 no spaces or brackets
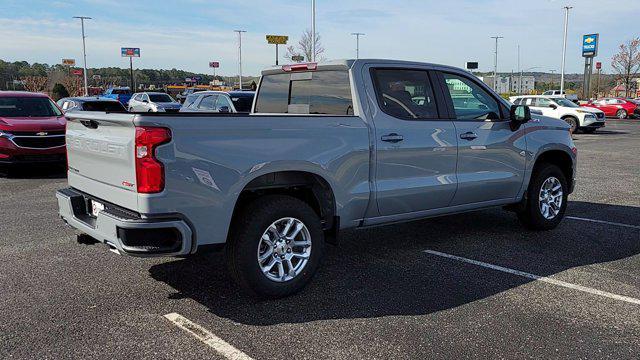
424,250,640,306
164,313,254,360
567,216,640,230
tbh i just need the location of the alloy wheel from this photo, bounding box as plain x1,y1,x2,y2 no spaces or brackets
538,177,563,220
257,217,312,282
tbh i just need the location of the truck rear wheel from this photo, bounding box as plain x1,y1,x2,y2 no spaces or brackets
226,195,325,298
517,163,568,230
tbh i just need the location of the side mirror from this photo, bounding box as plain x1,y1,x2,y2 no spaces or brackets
219,106,230,113
549,103,557,109
142,99,149,103
510,105,531,123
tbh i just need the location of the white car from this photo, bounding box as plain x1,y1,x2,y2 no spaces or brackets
178,91,237,113
128,92,182,113
510,95,605,133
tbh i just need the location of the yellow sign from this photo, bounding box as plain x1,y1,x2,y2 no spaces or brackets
62,59,76,66
266,35,288,45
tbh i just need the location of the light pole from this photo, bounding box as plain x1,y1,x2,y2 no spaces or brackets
549,69,556,91
234,30,246,90
73,16,91,96
351,33,365,59
560,6,572,95
491,36,504,92
311,0,316,62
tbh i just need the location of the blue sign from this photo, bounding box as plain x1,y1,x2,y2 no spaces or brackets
121,47,140,57
582,34,598,57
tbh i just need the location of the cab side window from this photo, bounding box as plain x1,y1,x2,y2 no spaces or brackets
371,69,438,120
441,73,501,120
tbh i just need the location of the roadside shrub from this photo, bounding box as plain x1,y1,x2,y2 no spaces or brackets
51,83,69,101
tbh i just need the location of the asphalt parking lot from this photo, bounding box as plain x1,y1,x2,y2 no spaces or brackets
1,120,639,360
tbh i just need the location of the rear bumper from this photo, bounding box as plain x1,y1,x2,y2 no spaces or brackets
56,187,194,257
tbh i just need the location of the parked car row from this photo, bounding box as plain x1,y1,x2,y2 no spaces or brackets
510,95,605,133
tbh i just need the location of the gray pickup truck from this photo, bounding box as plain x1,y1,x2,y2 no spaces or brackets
57,59,576,298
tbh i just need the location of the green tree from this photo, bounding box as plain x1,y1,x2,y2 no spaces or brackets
51,83,69,101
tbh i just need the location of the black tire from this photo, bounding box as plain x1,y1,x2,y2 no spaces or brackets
226,195,325,299
562,116,579,133
616,109,627,119
517,163,568,231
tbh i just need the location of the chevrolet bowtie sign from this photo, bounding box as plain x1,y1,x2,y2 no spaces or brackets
582,34,599,58
266,35,288,45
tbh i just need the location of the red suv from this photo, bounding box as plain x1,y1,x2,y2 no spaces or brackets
581,98,638,119
0,91,66,166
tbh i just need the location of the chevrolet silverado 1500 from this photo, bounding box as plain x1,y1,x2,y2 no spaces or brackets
57,59,577,298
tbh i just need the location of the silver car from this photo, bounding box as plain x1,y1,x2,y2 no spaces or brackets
179,91,236,113
128,92,181,113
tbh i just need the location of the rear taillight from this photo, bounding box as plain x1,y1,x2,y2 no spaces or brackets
135,126,171,193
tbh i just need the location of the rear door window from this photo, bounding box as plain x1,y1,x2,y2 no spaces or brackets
255,70,353,115
371,68,439,120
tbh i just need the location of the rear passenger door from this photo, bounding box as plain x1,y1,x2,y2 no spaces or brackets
436,71,526,205
366,66,458,216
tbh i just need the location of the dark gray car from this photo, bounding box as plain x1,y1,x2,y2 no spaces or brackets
57,59,576,299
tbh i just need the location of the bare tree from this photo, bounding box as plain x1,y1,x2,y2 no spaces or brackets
22,76,48,93
61,76,83,97
284,29,325,63
611,38,640,98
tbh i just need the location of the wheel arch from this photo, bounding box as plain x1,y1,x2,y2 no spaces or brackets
532,149,574,192
229,170,339,244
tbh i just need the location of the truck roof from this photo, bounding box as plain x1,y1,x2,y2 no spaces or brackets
262,59,465,75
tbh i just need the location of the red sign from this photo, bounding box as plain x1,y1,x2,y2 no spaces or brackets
595,62,602,70
209,61,220,68
72,69,83,76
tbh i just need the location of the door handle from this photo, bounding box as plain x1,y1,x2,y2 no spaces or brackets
381,133,404,143
460,132,477,140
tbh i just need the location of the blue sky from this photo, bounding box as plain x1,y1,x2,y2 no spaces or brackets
1,0,638,76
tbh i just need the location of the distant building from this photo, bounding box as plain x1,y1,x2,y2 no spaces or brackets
479,75,536,94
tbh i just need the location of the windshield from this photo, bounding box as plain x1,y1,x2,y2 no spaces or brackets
552,98,579,108
0,97,62,117
111,89,131,95
149,94,174,103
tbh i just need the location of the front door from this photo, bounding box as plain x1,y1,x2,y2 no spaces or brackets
437,71,526,205
367,67,458,216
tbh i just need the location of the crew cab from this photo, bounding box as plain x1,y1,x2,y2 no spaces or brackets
582,98,638,119
0,91,66,166
103,87,133,106
510,95,605,133
57,60,577,298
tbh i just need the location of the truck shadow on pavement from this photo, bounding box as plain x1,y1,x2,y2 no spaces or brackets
149,201,640,326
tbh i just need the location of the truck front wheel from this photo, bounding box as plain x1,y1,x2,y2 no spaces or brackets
517,163,568,230
226,195,325,298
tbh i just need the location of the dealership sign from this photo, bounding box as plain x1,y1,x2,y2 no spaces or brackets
266,35,288,45
582,34,598,57
62,59,76,66
121,47,141,57
209,61,220,68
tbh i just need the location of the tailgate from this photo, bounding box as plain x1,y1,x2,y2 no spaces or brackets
65,112,139,210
